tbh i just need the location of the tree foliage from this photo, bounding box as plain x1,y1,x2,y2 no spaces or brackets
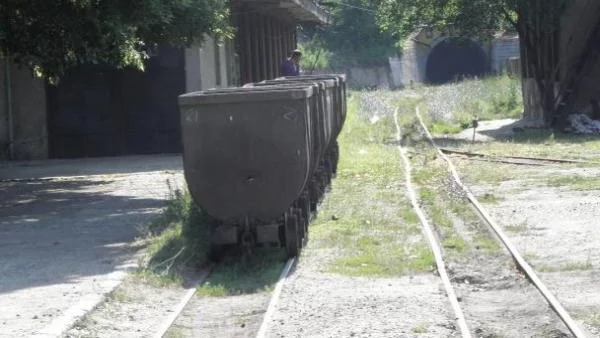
300,0,397,69
377,0,574,125
0,0,233,82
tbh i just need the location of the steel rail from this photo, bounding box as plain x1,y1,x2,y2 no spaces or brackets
415,106,587,338
394,108,472,338
153,264,214,338
256,257,296,338
439,147,600,165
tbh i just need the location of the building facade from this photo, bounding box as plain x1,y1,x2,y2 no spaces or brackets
388,28,520,88
0,0,330,160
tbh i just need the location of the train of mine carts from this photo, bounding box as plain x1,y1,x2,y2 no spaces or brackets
178,74,347,259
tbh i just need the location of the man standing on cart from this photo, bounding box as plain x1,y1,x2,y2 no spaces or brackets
280,49,302,76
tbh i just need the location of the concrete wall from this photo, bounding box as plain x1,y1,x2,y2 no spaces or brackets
0,59,48,160
389,29,521,88
391,40,433,87
491,36,520,73
185,35,236,92
0,61,7,159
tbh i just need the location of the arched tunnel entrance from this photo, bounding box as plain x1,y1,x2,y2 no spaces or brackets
425,38,488,84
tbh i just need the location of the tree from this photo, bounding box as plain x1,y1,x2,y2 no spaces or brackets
300,0,397,70
377,0,573,127
0,0,233,83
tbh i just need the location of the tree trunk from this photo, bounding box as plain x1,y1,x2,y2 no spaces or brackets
518,0,563,128
521,78,546,127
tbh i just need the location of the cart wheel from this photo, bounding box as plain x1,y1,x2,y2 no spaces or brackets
285,213,300,258
299,195,311,222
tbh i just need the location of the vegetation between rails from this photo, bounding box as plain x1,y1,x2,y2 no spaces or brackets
138,91,439,289
136,187,286,296
140,75,600,293
305,93,435,276
404,133,502,258
134,186,211,287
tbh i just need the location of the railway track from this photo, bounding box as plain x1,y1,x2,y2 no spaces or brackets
438,147,600,166
153,105,588,338
394,106,587,338
151,257,295,338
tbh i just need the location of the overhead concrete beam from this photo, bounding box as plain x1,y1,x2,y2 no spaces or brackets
232,0,331,24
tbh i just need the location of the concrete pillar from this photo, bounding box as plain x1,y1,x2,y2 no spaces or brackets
1,62,48,160
184,48,203,92
251,14,261,82
265,16,274,80
292,28,297,50
283,25,290,63
244,12,254,84
275,20,282,77
256,15,269,80
270,18,278,78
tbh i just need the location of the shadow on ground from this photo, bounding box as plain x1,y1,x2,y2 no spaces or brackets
0,154,182,180
435,119,600,148
0,177,167,295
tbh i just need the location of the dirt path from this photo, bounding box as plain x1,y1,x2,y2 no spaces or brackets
0,155,184,337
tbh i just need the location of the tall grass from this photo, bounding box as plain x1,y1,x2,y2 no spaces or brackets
135,187,214,285
419,73,523,125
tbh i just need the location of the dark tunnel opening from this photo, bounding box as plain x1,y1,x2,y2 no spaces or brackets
425,38,488,84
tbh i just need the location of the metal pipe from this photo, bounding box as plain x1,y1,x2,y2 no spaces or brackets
4,51,14,160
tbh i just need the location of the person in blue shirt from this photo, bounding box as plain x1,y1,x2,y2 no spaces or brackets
280,50,302,76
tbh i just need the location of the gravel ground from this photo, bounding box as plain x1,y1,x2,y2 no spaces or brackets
264,249,457,338
0,155,184,337
167,292,271,337
469,176,600,337
63,278,187,338
446,122,600,337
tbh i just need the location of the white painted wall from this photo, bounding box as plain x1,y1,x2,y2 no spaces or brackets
491,37,520,73
184,35,235,92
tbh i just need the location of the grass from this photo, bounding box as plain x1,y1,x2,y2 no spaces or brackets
587,313,600,329
419,73,523,134
197,250,285,297
108,287,135,303
401,106,504,258
137,186,287,295
164,327,187,338
547,175,600,191
412,326,428,334
306,92,436,277
454,161,517,185
413,74,600,164
478,192,503,204
504,221,529,233
137,90,437,287
133,187,214,286
537,261,593,273
430,122,466,135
